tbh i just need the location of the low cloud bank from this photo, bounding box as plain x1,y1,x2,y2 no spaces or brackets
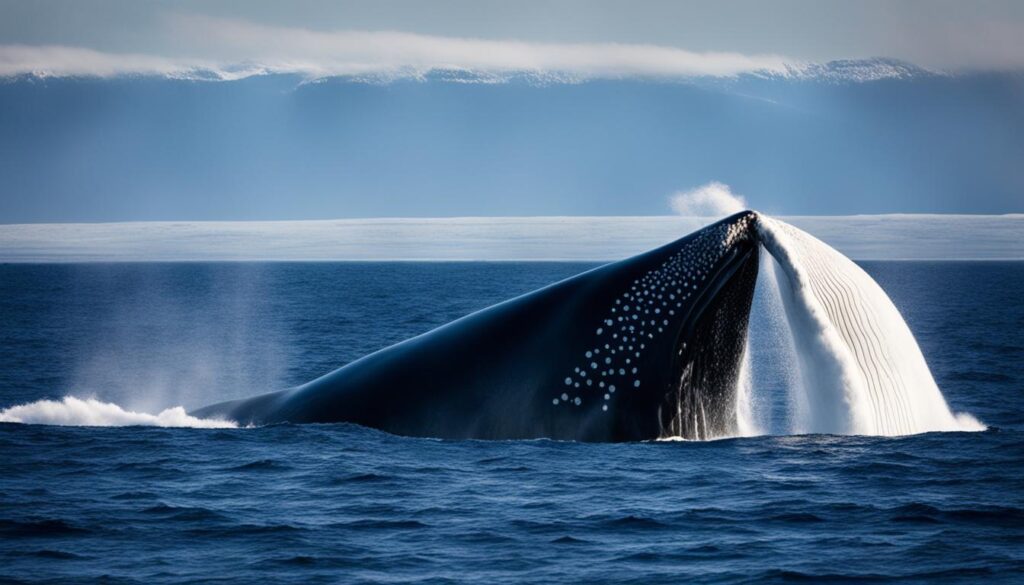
0,215,1021,262
0,17,790,81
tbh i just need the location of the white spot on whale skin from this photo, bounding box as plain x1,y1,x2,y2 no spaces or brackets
634,380,641,388
609,385,616,393
574,397,582,406
591,362,598,369
561,393,569,401
552,398,560,405
564,377,572,385
596,328,603,335
585,351,593,358
602,405,608,412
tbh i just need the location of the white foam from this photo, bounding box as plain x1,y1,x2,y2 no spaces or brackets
0,396,237,428
757,216,984,435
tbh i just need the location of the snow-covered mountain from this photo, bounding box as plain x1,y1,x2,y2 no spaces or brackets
767,58,939,83
1,57,946,86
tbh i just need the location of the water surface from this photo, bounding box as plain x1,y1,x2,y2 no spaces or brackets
1,262,1022,583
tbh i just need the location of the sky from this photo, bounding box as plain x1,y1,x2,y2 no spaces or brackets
0,1,1022,225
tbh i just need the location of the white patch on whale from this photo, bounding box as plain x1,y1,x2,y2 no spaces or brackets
756,216,984,435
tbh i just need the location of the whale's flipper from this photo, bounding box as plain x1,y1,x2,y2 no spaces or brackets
194,212,760,441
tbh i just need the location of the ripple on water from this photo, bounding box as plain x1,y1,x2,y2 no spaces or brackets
0,519,93,538
0,263,1022,583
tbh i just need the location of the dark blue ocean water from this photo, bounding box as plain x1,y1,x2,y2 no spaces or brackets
1,262,1022,584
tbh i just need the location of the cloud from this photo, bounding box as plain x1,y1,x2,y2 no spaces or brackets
0,16,792,80
175,15,792,78
0,44,267,80
669,182,749,217
0,45,185,78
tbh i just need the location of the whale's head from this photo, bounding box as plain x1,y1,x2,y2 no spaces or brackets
193,211,763,442
555,210,761,440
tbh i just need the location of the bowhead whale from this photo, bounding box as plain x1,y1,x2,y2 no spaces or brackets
194,211,761,441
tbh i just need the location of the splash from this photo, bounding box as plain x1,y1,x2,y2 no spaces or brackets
0,396,237,428
730,252,797,437
756,216,983,435
669,182,748,217
732,345,757,436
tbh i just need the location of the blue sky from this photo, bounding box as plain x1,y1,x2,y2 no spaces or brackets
0,1,1022,222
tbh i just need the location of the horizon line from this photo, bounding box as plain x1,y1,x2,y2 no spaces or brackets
2,214,1021,262
3,212,1022,227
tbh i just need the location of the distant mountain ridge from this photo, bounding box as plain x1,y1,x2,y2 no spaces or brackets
1,57,946,86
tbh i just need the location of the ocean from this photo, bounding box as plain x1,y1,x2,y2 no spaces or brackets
1,261,1022,583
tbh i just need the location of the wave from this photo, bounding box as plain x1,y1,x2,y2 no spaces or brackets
0,396,237,428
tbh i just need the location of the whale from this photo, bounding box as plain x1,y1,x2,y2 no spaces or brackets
193,211,761,441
